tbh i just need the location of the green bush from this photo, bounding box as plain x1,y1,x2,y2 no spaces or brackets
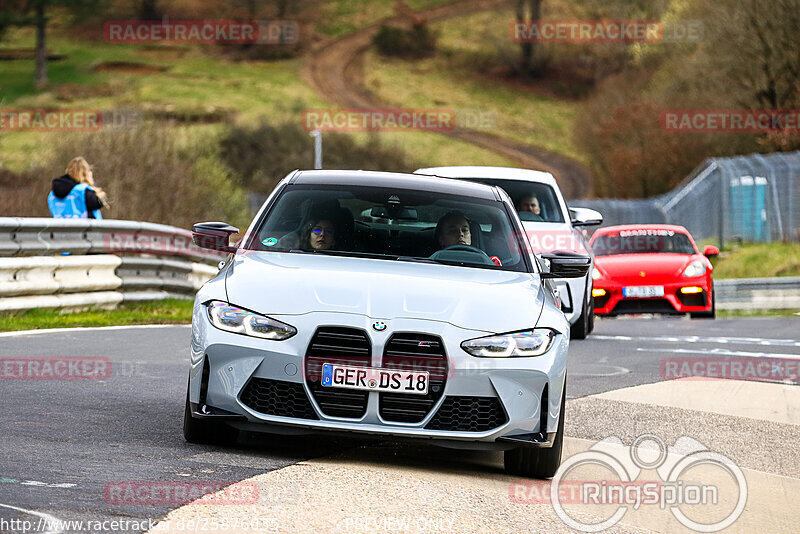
0,125,251,230
373,23,437,59
219,121,417,194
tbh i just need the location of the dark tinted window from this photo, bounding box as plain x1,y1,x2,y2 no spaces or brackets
452,178,565,223
591,229,696,256
248,184,531,272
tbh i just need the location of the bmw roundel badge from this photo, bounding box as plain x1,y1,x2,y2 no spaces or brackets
372,321,387,331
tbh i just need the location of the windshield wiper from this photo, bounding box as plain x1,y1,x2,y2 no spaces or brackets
396,256,438,264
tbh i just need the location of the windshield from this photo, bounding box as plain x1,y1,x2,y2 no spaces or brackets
591,229,697,256
247,184,530,272
449,178,565,223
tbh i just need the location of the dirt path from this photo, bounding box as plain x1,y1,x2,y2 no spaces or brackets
302,0,593,199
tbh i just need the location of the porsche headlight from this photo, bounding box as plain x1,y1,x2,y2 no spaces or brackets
682,261,706,278
591,267,603,280
461,329,555,358
206,301,296,340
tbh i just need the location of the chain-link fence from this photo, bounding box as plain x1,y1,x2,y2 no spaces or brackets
574,151,800,245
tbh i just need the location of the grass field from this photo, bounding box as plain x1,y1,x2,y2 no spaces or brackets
363,8,585,164
0,24,512,173
0,299,193,332
712,243,800,279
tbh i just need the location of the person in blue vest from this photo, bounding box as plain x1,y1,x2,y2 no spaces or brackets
48,157,108,219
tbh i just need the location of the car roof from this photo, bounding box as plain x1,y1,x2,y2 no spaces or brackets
594,224,691,235
414,166,558,186
291,170,500,200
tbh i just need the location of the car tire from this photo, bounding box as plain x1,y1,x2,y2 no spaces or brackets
183,383,239,445
570,297,589,340
503,380,566,479
690,289,716,319
587,297,595,334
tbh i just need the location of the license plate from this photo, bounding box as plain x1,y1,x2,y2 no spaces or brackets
321,364,429,395
623,285,665,298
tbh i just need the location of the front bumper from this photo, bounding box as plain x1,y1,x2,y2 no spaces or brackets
188,307,567,450
593,278,712,315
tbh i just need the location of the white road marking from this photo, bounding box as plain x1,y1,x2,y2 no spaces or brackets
636,347,800,360
0,324,191,338
593,334,800,347
571,365,630,377
20,481,77,488
0,503,64,534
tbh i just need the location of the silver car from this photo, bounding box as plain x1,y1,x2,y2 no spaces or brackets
416,166,603,339
184,170,589,478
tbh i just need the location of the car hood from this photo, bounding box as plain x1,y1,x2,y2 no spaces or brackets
224,252,544,333
594,253,692,278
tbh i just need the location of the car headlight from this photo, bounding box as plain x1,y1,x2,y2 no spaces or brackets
591,267,602,280
461,329,555,358
206,301,296,340
682,261,706,278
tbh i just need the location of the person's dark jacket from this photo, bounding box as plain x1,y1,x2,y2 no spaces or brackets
51,174,103,218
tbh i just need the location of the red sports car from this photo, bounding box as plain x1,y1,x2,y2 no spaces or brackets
589,224,718,318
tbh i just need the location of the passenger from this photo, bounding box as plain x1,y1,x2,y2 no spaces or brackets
435,211,471,248
302,217,337,251
48,156,109,219
516,194,541,216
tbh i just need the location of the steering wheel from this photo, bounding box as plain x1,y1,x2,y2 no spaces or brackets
431,244,496,266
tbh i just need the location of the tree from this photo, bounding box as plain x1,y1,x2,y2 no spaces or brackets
13,0,98,89
515,0,542,76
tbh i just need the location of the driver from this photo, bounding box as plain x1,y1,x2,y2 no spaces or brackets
435,211,471,249
516,194,541,215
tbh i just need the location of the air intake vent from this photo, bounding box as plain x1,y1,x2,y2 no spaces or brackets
379,333,448,423
426,396,507,432
240,378,318,420
305,327,371,418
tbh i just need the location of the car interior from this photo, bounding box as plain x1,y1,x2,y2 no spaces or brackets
250,188,527,270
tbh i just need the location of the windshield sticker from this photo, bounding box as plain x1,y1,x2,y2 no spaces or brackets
262,237,278,247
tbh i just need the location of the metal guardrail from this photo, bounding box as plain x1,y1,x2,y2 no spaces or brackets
0,218,222,311
0,217,797,313
715,277,800,310
0,217,223,265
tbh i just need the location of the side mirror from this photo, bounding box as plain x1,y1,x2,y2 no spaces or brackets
192,221,239,253
703,245,720,257
569,207,603,227
540,251,591,279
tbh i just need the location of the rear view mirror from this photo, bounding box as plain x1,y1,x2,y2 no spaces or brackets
540,251,591,279
370,206,418,220
569,207,603,227
703,245,720,257
192,221,239,253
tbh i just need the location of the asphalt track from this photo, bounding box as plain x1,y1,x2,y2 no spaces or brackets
0,317,798,533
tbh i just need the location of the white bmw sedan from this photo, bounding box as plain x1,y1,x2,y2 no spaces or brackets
185,170,589,478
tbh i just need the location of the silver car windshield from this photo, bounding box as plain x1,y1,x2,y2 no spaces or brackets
248,185,530,272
